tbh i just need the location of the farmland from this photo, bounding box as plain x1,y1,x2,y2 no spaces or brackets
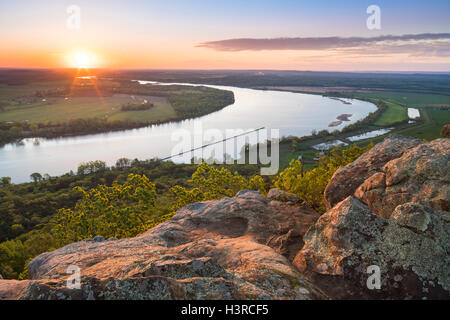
0,93,176,123
0,78,234,144
373,101,408,126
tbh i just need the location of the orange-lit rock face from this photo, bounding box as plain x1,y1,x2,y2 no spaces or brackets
355,138,450,218
324,135,422,210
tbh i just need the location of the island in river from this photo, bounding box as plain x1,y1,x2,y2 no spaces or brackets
328,113,352,127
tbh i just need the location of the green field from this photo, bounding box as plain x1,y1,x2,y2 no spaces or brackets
0,82,70,101
352,91,450,107
0,94,176,123
349,91,450,139
395,108,450,141
0,81,179,123
373,101,408,126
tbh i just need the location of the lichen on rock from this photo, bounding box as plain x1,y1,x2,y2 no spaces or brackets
296,136,450,299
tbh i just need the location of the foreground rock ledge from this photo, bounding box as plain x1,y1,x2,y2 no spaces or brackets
0,190,323,300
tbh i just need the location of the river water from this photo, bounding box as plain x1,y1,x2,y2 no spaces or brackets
0,83,376,183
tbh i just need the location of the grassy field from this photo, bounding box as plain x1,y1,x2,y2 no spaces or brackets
373,101,408,126
0,82,71,101
394,108,450,141
351,91,450,107
0,94,177,123
350,91,449,139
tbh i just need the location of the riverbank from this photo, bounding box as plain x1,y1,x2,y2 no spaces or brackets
0,80,235,146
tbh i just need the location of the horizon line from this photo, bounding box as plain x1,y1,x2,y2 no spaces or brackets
1,67,450,75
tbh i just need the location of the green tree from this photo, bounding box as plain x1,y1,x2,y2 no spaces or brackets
9,126,22,136
169,162,267,211
0,177,11,187
274,142,373,212
50,173,157,244
0,240,26,279
10,224,24,236
29,124,39,133
291,139,299,151
116,158,131,169
77,160,107,175
30,172,43,183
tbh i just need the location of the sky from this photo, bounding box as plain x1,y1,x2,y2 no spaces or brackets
1,0,449,71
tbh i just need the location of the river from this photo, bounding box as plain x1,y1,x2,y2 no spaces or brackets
0,83,376,183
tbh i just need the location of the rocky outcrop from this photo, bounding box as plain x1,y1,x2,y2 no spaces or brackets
355,138,449,217
295,137,450,299
324,135,422,210
0,190,322,300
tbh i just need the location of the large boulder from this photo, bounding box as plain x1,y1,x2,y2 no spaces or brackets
355,138,449,217
295,136,450,299
0,190,323,300
324,135,422,210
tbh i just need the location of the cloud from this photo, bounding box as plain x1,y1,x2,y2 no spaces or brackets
331,40,450,57
197,33,450,54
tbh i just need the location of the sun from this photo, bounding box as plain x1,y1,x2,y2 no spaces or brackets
67,49,97,69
